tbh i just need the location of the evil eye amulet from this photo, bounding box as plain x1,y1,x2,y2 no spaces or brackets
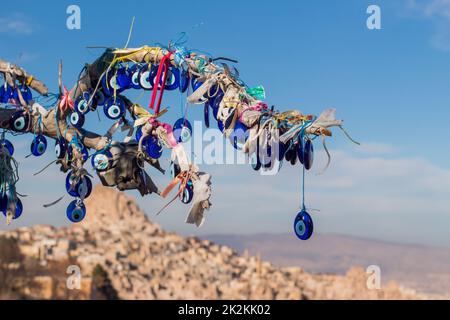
250,152,261,171
55,138,67,159
208,87,223,109
75,96,90,114
103,96,125,120
173,118,192,143
304,139,314,170
30,135,47,156
179,69,190,93
102,71,123,96
204,102,210,128
229,120,248,150
294,210,314,241
191,77,203,92
170,161,181,180
0,83,12,103
138,64,157,90
12,198,23,219
277,142,287,161
69,111,85,128
286,143,298,166
91,150,112,171
297,139,304,164
135,125,143,142
13,85,32,104
142,135,162,159
80,145,89,162
116,67,131,90
179,182,194,204
0,193,7,214
66,200,86,223
212,91,224,112
0,196,23,220
160,67,180,91
0,139,14,156
10,111,30,132
128,64,142,89
217,120,224,132
65,172,92,199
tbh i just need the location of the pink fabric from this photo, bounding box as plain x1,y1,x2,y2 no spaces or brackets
59,87,74,113
239,102,268,122
148,118,178,148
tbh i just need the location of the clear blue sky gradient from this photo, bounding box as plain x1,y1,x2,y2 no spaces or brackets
1,0,450,247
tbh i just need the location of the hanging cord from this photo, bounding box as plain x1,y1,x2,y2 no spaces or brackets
43,196,64,208
124,16,135,49
339,125,360,145
316,135,331,176
301,165,306,212
33,159,58,176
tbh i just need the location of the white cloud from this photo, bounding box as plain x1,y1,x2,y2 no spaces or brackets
406,0,450,52
0,13,34,35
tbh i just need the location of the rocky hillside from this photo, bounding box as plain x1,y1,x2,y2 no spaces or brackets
0,185,430,299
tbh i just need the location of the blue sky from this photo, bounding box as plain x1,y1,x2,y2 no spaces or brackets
1,0,450,247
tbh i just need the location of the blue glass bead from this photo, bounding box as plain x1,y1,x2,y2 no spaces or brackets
142,136,162,159
293,210,314,240
179,182,193,204
55,138,67,159
10,111,29,132
179,69,190,93
103,96,125,120
173,118,192,143
69,111,85,128
0,139,14,156
66,200,86,223
30,135,47,156
65,172,92,199
91,150,112,171
304,139,314,170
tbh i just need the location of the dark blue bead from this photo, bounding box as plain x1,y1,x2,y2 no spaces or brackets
304,139,314,170
0,139,14,156
293,210,314,240
69,111,85,128
13,85,32,104
0,83,12,103
179,69,190,93
128,64,142,89
65,172,92,198
173,118,192,143
10,111,29,132
66,200,86,223
91,150,112,171
103,96,125,120
179,182,194,204
142,136,162,159
30,135,47,156
55,138,67,159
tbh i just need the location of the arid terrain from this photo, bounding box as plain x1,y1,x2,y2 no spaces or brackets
0,185,444,299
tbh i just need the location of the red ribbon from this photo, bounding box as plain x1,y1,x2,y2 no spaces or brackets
149,52,172,115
